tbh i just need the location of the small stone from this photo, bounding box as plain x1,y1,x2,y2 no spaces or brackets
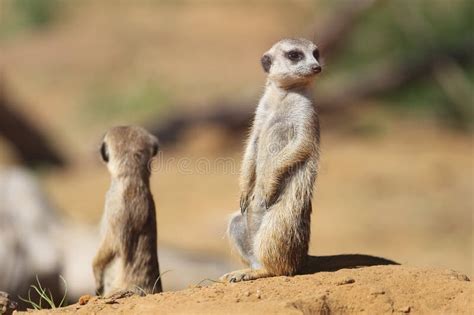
370,288,386,295
398,306,411,313
78,294,92,305
336,277,355,285
244,291,251,297
256,290,262,299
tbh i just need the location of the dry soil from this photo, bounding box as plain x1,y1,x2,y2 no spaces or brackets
31,266,472,315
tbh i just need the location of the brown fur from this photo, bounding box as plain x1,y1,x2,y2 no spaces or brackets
221,38,321,282
92,126,162,296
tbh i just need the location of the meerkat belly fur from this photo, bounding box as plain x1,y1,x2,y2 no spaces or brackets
221,38,321,282
92,126,162,296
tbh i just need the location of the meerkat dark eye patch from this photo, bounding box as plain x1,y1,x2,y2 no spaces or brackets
312,49,320,60
286,50,304,62
100,142,109,163
261,54,272,73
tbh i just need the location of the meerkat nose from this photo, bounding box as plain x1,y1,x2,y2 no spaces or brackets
311,65,322,74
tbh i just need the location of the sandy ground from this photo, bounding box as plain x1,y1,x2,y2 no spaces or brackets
29,266,472,315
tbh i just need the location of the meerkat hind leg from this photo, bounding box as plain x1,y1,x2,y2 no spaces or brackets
92,236,115,295
228,212,260,267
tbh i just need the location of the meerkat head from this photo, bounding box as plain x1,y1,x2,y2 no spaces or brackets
261,38,321,88
100,126,159,177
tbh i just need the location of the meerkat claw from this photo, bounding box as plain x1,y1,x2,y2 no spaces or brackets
220,269,256,283
240,195,248,214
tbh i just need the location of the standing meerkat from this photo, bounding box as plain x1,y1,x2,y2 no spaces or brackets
93,126,162,296
220,38,322,282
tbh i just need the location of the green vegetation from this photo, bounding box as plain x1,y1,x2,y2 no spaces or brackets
18,275,68,310
0,0,61,38
82,81,171,125
323,0,473,128
13,0,60,28
329,0,473,71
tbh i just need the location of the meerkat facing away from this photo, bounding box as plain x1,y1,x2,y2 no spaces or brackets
220,38,322,282
92,126,162,296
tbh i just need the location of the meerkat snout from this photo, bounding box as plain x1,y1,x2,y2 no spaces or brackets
261,38,322,87
311,64,322,74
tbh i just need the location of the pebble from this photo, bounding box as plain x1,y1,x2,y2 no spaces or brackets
78,294,92,305
398,306,411,313
336,277,355,285
369,288,386,296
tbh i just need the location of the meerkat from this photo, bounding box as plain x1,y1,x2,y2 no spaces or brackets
220,38,322,282
92,126,162,296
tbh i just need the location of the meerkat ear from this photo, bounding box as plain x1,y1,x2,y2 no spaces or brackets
261,54,272,73
151,136,160,157
152,142,159,157
100,142,109,163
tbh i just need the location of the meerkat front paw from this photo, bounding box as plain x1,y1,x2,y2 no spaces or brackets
262,184,279,209
240,194,250,214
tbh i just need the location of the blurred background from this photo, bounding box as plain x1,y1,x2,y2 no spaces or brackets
0,0,472,308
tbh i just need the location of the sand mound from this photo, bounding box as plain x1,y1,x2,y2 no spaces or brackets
30,266,472,314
